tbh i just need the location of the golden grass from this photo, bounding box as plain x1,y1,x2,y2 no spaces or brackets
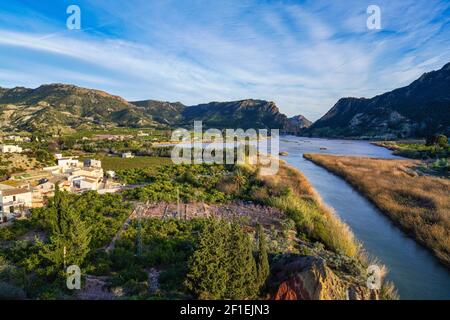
304,153,450,268
256,160,360,258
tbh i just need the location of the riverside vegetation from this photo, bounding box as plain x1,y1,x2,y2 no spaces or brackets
304,153,450,268
0,159,397,299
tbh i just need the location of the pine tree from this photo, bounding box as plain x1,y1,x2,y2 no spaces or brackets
256,224,269,292
225,221,258,299
185,219,230,299
37,187,91,275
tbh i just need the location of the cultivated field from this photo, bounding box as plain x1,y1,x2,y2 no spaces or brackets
99,156,172,171
304,153,450,268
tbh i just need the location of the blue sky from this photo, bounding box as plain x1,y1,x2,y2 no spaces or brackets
0,0,449,120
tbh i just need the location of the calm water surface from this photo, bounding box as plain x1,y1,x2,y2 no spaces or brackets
279,136,450,300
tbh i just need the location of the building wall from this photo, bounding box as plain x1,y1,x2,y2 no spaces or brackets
0,191,32,213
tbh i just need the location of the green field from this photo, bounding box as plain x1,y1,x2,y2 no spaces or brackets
100,156,172,171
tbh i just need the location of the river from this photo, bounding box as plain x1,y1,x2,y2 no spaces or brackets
279,136,450,300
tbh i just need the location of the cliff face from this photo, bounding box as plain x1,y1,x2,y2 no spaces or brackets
180,99,300,133
269,255,380,300
306,62,450,139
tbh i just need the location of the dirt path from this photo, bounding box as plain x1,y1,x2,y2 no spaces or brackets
104,204,142,252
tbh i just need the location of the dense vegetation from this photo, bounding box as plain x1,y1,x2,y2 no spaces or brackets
374,135,449,160
120,164,242,203
109,218,270,299
0,190,132,299
0,159,392,299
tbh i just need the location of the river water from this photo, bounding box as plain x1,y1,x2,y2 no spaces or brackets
279,136,450,300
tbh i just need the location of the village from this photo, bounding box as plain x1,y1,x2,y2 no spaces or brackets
0,145,122,225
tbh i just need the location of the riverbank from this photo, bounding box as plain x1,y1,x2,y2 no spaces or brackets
372,141,450,160
303,153,450,269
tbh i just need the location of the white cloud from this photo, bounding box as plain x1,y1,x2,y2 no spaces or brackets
0,0,449,120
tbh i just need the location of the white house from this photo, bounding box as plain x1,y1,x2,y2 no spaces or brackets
0,145,23,153
121,152,134,158
0,188,32,215
57,157,81,168
84,159,102,168
72,177,99,191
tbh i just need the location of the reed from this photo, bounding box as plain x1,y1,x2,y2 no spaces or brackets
304,153,450,268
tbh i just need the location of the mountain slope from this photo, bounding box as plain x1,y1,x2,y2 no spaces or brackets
181,99,294,131
306,62,450,138
0,84,308,134
288,115,312,129
0,84,158,133
131,99,185,125
131,99,306,133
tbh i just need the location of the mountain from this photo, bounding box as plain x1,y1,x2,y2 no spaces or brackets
131,99,305,133
0,84,158,133
288,115,312,129
131,99,185,125
0,84,305,134
306,62,450,139
181,99,298,132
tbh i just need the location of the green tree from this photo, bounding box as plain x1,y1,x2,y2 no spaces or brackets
36,187,91,275
232,168,247,192
255,224,269,292
185,220,230,299
225,221,258,299
186,219,263,300
426,134,448,147
436,134,448,148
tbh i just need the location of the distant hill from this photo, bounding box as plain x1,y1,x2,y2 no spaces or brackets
182,99,300,132
131,99,306,133
306,62,450,139
0,84,158,133
0,84,306,134
288,114,312,129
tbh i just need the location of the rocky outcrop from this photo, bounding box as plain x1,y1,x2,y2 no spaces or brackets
269,255,379,300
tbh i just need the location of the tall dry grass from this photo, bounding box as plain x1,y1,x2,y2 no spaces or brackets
304,153,450,268
256,160,360,258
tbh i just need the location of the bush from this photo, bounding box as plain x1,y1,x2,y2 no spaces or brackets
185,220,264,299
426,134,448,148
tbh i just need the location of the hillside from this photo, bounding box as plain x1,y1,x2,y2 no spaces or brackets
131,99,185,125
306,62,450,139
0,84,159,133
132,98,307,133
0,84,306,134
180,99,302,133
288,114,312,129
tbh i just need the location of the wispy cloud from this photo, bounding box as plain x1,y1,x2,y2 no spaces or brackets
0,0,449,120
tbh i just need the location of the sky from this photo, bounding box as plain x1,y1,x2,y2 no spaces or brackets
0,0,449,120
